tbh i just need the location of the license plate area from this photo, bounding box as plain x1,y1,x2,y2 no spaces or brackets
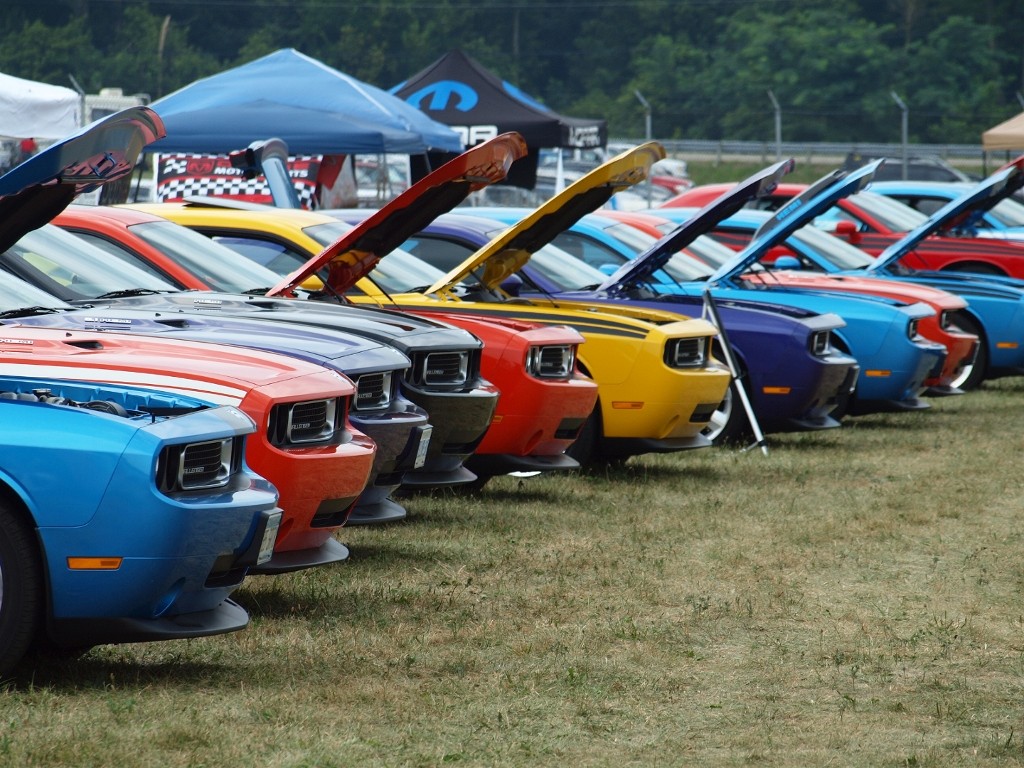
257,510,282,565
413,425,432,469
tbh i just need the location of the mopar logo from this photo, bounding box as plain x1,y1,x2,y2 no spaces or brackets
406,80,478,112
426,368,447,376
292,422,311,430
183,466,208,475
451,125,499,146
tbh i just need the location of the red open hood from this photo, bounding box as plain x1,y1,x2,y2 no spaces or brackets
267,132,528,297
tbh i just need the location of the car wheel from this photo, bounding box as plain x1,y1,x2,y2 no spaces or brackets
566,406,601,466
941,262,1003,277
702,374,751,446
0,501,43,678
949,311,987,391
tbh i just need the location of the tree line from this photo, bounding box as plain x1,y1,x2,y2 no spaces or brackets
2,0,1021,145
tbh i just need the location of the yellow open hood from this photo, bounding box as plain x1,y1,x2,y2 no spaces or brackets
424,142,666,297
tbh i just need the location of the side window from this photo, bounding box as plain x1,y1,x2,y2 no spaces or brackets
73,232,174,282
898,197,947,218
401,236,475,273
211,235,306,276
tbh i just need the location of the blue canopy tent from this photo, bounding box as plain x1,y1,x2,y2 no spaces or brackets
146,48,463,155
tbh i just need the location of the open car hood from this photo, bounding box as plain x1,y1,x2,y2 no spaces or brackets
706,160,883,285
595,159,796,295
868,155,1024,273
266,132,528,297
0,107,164,253
423,142,666,295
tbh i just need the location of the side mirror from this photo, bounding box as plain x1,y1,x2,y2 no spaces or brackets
833,219,861,244
500,273,524,296
774,255,802,271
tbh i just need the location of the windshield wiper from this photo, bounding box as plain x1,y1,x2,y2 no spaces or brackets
92,288,167,300
0,306,66,319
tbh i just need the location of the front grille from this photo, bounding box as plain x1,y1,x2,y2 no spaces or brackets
665,337,708,368
156,437,239,493
527,345,575,379
268,398,341,446
354,371,392,412
689,403,720,423
810,330,832,356
554,417,586,439
410,351,469,387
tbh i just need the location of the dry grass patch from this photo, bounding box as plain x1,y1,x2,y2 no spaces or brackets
5,381,1024,766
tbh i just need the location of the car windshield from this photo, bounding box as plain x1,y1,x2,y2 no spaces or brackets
663,239,720,280
2,225,178,302
602,221,658,253
790,225,876,270
370,248,450,294
302,221,358,248
0,268,76,312
988,197,1024,227
525,243,610,291
847,191,929,230
128,220,282,292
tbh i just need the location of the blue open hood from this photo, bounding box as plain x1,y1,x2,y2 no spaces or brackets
867,157,1024,273
706,160,883,285
595,159,796,295
0,106,163,252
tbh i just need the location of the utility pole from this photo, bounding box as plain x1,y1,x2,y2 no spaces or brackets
891,91,909,180
634,90,653,206
767,90,781,161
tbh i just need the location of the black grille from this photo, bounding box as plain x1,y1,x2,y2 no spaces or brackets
554,417,586,440
411,351,469,387
689,403,720,423
156,437,235,493
665,338,706,368
530,345,573,379
268,398,340,446
355,372,389,411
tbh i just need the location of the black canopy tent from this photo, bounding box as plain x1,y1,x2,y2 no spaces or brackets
391,50,607,188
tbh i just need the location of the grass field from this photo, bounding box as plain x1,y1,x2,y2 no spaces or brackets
5,378,1024,767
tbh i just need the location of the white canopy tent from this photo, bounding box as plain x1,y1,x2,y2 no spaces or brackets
0,72,80,141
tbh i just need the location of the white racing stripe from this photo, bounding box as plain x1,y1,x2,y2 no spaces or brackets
0,362,247,405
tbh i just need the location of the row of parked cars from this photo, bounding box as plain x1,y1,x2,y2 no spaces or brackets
2,106,1021,677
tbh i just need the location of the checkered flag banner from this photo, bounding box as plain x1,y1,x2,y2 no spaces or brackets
156,153,321,207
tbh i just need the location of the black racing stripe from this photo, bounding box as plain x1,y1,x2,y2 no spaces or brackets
397,304,651,339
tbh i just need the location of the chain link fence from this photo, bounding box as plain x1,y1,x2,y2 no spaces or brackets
609,138,1007,176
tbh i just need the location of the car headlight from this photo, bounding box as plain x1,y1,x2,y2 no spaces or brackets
664,337,708,368
809,329,832,356
907,318,921,340
156,436,241,492
267,398,342,446
938,310,952,331
354,371,393,412
526,344,576,379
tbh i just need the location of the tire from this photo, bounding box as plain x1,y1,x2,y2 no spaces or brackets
566,406,601,466
0,500,43,678
702,377,750,446
949,311,987,391
941,263,1003,277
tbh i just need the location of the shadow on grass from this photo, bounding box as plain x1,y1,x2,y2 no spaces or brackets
839,411,937,431
8,655,244,692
